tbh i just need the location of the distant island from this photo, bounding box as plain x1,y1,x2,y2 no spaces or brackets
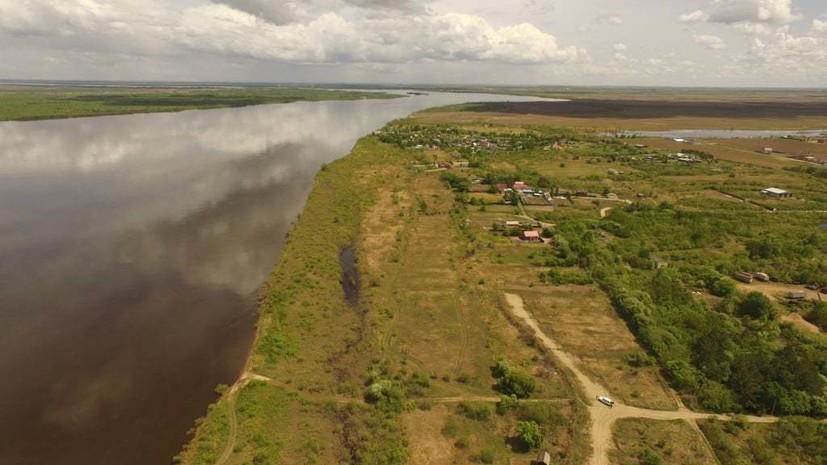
0,85,397,121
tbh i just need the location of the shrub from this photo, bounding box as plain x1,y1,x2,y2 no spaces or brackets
516,420,543,449
458,402,493,421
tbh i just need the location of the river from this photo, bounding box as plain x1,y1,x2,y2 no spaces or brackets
0,92,548,465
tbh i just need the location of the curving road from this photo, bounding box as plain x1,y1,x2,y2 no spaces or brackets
504,292,779,465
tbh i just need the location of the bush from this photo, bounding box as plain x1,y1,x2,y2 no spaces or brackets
496,394,519,415
516,420,543,449
458,402,493,421
477,449,496,464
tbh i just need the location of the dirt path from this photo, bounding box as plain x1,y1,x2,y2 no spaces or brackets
503,293,780,465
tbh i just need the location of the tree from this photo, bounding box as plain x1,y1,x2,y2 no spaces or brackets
805,302,827,331
516,420,543,449
737,292,774,320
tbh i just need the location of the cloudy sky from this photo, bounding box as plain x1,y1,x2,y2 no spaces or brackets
0,0,825,87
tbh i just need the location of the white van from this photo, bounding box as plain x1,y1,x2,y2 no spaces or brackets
597,395,614,408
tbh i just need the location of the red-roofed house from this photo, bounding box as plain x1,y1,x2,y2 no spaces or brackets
521,230,542,242
513,181,528,190
497,183,509,192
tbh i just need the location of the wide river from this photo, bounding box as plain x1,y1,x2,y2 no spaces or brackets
0,92,547,465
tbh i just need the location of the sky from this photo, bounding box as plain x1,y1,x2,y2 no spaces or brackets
0,0,826,87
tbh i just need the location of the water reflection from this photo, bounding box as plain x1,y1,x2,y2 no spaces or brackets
0,92,547,465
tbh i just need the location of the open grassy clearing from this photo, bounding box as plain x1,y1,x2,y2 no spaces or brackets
0,85,395,121
519,285,678,411
609,419,716,465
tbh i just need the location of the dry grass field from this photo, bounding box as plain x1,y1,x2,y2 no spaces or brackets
518,285,678,411
416,97,827,131
609,419,716,465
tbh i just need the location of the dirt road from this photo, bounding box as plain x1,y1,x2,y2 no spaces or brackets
504,293,779,465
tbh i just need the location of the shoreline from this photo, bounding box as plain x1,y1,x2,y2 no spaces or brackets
0,86,398,122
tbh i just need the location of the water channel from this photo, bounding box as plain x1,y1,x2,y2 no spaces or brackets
0,91,549,465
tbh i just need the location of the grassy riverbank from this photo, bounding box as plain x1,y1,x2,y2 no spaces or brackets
177,128,590,463
0,86,397,121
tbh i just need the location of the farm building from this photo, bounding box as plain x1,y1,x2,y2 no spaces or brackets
513,181,529,190
761,187,792,198
505,221,521,228
521,230,542,242
536,450,552,465
762,147,774,154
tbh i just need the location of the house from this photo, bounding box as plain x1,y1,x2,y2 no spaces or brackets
513,181,528,190
606,193,619,200
505,220,521,228
521,230,542,242
762,147,774,154
496,183,509,193
536,450,552,465
761,187,792,198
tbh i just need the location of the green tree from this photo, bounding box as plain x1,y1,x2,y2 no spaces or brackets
737,292,774,320
516,420,543,449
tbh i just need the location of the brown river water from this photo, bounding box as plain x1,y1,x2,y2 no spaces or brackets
0,92,549,465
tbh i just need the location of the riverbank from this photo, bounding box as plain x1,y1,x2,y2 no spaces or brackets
0,85,396,121
176,137,419,464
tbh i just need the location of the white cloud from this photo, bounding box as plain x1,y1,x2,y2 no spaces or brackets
680,0,802,26
680,10,709,23
0,0,581,66
613,43,627,51
694,34,727,50
812,18,827,34
594,13,623,25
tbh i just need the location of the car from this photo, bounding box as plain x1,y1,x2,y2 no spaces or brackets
596,395,614,408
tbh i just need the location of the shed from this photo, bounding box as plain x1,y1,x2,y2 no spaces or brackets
536,450,552,465
787,291,806,300
505,221,521,228
762,147,774,154
761,187,792,198
521,230,542,242
733,271,754,283
753,272,770,282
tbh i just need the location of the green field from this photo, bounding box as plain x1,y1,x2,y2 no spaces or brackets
0,86,397,121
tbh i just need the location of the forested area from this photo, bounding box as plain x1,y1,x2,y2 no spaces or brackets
550,202,827,416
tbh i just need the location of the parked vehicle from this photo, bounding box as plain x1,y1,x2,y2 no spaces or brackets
596,395,614,408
